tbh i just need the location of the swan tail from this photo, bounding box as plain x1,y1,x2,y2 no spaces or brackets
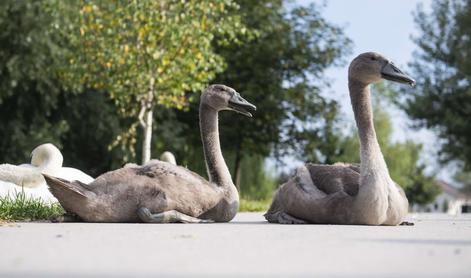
44,174,96,219
264,187,283,223
43,174,89,199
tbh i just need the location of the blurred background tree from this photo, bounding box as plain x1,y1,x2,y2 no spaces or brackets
0,1,68,163
404,0,471,169
399,0,471,197
0,0,447,207
0,1,129,176
54,0,245,164
161,0,352,196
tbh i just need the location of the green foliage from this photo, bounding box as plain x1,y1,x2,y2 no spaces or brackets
325,84,440,205
0,191,64,221
404,0,471,169
214,153,278,200
0,1,134,174
0,1,69,163
216,0,351,160
60,0,243,106
239,198,271,212
404,167,442,206
0,1,350,204
55,90,131,176
238,155,277,200
167,0,352,189
54,0,245,161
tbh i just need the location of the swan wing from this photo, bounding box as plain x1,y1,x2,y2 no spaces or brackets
0,164,45,188
90,161,221,216
305,163,360,196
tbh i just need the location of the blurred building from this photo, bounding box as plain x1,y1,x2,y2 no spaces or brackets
412,180,471,214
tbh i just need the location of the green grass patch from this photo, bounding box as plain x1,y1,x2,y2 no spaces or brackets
0,190,64,221
239,198,271,212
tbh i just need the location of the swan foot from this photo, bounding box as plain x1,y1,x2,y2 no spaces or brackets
137,207,213,224
278,212,308,224
50,213,82,223
399,221,414,226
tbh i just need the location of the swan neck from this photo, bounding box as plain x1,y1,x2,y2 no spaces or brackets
32,151,63,175
42,156,62,171
348,79,388,172
200,103,233,187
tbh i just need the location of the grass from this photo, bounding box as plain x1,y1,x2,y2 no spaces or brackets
0,190,64,221
239,198,271,212
0,191,268,221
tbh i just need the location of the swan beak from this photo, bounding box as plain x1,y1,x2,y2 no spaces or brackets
228,92,257,117
381,62,416,87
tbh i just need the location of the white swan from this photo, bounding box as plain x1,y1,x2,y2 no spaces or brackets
0,143,93,203
159,151,177,165
0,180,59,204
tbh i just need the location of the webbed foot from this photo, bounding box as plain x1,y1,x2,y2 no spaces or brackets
278,212,308,224
138,208,213,223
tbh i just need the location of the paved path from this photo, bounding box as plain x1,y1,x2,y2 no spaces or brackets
0,213,470,277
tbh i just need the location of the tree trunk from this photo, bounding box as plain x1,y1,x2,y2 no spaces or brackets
140,76,155,164
234,149,242,192
141,108,153,164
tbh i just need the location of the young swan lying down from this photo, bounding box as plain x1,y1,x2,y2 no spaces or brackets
265,52,415,225
45,84,256,223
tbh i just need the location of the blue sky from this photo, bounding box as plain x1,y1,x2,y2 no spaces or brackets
274,0,453,180
321,0,430,66
316,0,432,123
319,0,436,142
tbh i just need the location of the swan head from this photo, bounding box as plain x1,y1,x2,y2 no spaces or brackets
349,52,415,87
31,143,64,174
202,84,256,117
160,151,177,165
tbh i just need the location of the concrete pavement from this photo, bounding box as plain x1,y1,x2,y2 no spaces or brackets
0,213,470,277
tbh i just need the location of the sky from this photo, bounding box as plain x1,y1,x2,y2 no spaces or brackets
272,0,454,181
319,0,431,131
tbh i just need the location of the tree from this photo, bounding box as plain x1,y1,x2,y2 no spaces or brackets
0,1,69,163
56,0,245,163
404,0,471,169
0,1,134,175
54,90,131,176
323,84,440,205
405,167,441,206
168,0,352,189
220,1,351,188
